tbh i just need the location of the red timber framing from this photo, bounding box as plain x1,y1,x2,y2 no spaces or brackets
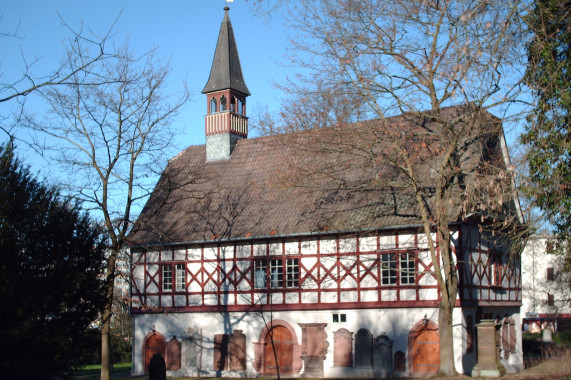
457,226,522,307
131,228,520,314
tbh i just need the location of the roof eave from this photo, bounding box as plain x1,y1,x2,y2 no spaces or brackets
128,221,469,250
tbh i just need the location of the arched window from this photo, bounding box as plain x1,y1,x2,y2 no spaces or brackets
231,96,236,112
238,99,244,115
220,96,227,111
210,98,217,114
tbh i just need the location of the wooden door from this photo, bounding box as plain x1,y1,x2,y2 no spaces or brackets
412,327,439,374
144,333,166,372
264,326,294,374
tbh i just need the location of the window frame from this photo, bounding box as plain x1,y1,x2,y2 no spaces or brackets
162,263,186,292
220,95,227,111
332,313,347,323
175,264,185,291
269,259,283,288
546,267,554,281
381,253,397,285
210,97,217,114
286,258,299,287
253,257,300,290
400,252,416,285
162,265,173,291
254,259,267,289
238,99,244,115
231,96,236,113
547,293,555,307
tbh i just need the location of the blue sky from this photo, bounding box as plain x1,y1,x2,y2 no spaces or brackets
1,0,288,165
1,0,527,175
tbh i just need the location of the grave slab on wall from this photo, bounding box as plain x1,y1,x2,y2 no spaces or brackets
373,334,393,378
182,329,202,375
229,330,247,371
299,323,328,377
333,328,353,367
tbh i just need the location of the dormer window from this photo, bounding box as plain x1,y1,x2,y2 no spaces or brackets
220,95,227,111
210,98,217,114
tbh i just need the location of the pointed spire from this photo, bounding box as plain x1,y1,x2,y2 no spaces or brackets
202,7,250,96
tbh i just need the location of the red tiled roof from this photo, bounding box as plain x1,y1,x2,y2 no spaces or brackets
130,105,502,246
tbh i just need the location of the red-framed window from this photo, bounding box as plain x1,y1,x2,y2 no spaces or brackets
162,263,185,292
253,258,299,289
400,252,416,285
381,252,416,285
381,253,397,285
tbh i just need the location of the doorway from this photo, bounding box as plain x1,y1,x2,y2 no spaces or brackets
410,320,440,374
144,332,166,372
264,325,294,374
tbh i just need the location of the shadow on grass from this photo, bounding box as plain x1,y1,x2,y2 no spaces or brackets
71,362,135,379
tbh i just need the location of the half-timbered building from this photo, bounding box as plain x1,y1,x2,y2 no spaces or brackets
129,6,524,377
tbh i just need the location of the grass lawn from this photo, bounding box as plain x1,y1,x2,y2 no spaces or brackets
71,339,571,380
71,362,134,379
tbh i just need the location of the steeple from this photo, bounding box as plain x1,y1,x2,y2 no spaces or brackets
203,6,250,162
202,6,250,96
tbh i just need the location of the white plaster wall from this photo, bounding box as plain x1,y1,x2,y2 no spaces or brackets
133,308,441,376
452,306,523,375
133,306,522,377
521,235,571,318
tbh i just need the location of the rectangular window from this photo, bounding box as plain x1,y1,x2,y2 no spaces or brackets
162,265,173,291
286,258,299,287
381,254,397,285
547,267,554,281
163,264,185,291
175,264,185,291
270,259,283,288
400,252,416,285
254,258,299,289
254,260,267,289
547,293,554,307
332,313,347,323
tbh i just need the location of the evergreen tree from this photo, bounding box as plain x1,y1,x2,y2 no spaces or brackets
0,144,107,379
522,0,571,253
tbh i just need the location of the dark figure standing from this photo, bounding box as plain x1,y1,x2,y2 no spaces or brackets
149,353,166,380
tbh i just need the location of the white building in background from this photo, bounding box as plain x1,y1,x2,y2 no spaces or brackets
127,6,525,378
521,235,571,330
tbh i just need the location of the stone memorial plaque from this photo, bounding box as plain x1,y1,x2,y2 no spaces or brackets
354,329,373,368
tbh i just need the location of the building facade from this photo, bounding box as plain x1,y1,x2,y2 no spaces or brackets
521,235,571,331
129,6,524,377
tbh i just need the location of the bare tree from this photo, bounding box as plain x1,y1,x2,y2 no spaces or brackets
0,14,122,140
251,0,528,375
21,43,189,380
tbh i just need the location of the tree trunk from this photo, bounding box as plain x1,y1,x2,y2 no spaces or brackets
100,302,111,380
100,251,117,380
438,298,457,376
